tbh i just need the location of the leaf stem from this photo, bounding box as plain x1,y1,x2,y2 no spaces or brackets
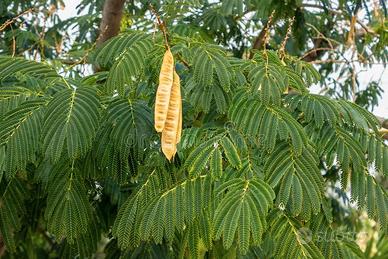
149,4,170,49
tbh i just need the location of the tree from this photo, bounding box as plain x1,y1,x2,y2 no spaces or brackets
0,0,387,258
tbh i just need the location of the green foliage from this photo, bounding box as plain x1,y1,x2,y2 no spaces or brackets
0,99,47,176
267,210,324,258
230,89,307,153
243,51,288,105
0,56,59,82
94,32,154,95
192,45,232,92
42,86,101,162
184,44,234,113
44,164,93,243
264,143,324,219
95,97,154,181
221,0,244,16
0,177,28,252
286,93,340,128
113,170,216,253
309,215,365,259
184,131,242,177
214,178,274,253
0,18,387,259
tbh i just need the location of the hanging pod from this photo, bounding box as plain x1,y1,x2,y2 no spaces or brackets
162,70,182,160
176,99,182,144
155,48,174,132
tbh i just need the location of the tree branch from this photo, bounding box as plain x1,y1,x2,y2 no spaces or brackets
96,0,126,47
249,21,268,59
0,8,35,32
302,38,333,62
300,4,378,63
301,3,376,34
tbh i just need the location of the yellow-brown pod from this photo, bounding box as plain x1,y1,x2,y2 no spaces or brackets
155,48,174,132
176,95,182,144
162,71,181,160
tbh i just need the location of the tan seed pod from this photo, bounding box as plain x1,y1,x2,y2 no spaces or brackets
162,70,181,160
155,48,174,132
176,95,182,144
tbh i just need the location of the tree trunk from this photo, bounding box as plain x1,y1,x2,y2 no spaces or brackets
96,0,126,47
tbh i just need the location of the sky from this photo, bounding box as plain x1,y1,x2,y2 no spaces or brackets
57,0,388,118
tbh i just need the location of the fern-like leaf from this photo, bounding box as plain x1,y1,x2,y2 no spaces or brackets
0,177,28,252
95,98,153,180
42,86,100,162
243,51,287,105
264,143,324,219
214,177,275,254
113,172,211,248
221,0,244,15
0,99,47,176
309,214,365,259
0,86,38,117
0,56,59,81
44,163,93,243
267,210,324,258
94,32,154,95
286,93,340,128
229,90,307,154
338,100,380,131
312,126,366,173
184,132,242,176
191,44,232,92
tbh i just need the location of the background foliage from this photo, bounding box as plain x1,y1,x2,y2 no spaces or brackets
0,0,387,258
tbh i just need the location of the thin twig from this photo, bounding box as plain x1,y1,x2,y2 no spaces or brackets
346,13,357,46
300,23,340,62
263,10,276,53
249,10,276,59
0,8,35,32
10,26,16,57
176,53,190,68
301,47,335,60
380,128,388,134
350,44,358,102
302,4,376,34
97,25,108,45
149,4,169,49
302,4,342,15
38,11,50,59
249,21,268,59
351,63,357,101
279,16,295,59
309,59,387,65
306,23,341,48
63,43,96,71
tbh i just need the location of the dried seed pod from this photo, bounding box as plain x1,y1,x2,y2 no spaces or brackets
176,96,182,144
162,70,181,160
155,48,174,132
